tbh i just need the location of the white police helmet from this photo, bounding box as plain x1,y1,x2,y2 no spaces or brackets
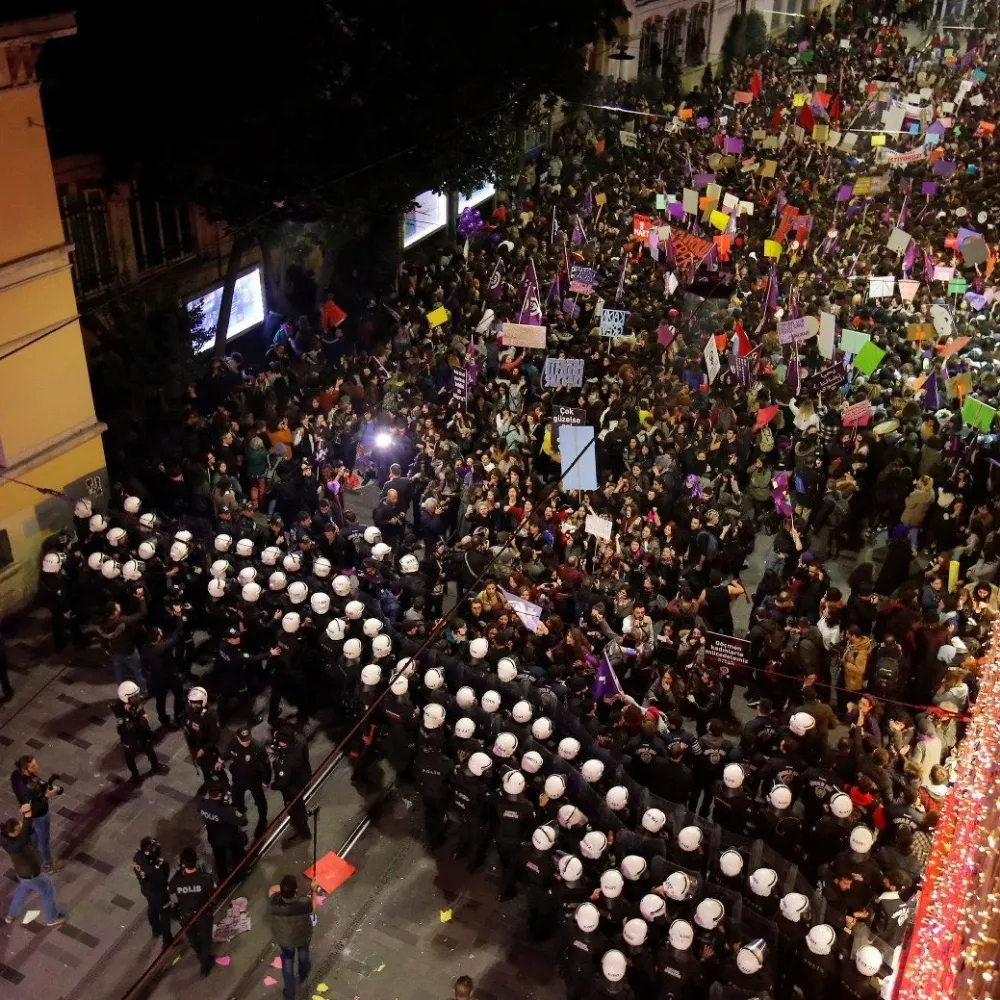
399,554,419,574
237,566,257,586
601,950,627,983
856,945,883,977
790,711,816,737
493,733,518,759
544,774,566,800
769,785,793,809
311,593,331,615
332,574,352,597
468,752,492,777
737,940,767,975
665,871,693,901
606,786,629,811
372,634,392,658
620,855,647,881
694,898,725,930
581,759,605,783
345,600,364,620
779,892,811,923
89,514,108,533
805,924,836,956
669,919,695,950
723,763,745,788
288,581,309,604
371,543,392,562
396,657,416,677
640,893,667,921
123,496,142,514
423,704,446,729
118,680,140,703
511,700,533,724
642,808,666,833
87,551,104,571
242,582,262,603
106,527,128,547
580,831,608,860
101,559,121,579
74,499,93,519
558,855,583,882
283,553,302,573
174,530,192,544
521,750,543,775
137,540,156,560
214,533,233,553
361,663,382,686
312,557,332,578
363,527,381,546
281,612,300,633
749,868,778,896
169,542,188,563
188,686,208,706
211,559,230,580
600,870,624,899
677,826,703,852
261,546,282,566
269,571,287,591
623,918,648,947
481,690,501,713
719,849,744,878
850,825,875,854
558,737,581,761
390,675,409,696
558,804,587,829
423,668,444,690
469,637,489,660
454,717,476,740
497,657,518,681
575,902,600,933
502,770,526,796
456,686,477,709
531,825,556,851
42,552,65,574
139,512,157,530
208,578,227,599
532,717,553,741
236,538,254,558
343,638,363,659
830,792,853,819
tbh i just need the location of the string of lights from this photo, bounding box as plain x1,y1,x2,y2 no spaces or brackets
895,621,1000,999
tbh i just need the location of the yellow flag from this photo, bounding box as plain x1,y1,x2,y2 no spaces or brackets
764,240,782,259
710,210,730,232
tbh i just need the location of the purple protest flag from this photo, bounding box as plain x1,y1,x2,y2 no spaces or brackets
571,216,586,246
487,258,506,301
546,270,560,306
685,259,696,285
724,137,744,154
771,472,794,516
837,184,853,202
581,185,594,219
696,117,710,129
923,374,938,410
517,264,544,326
500,587,543,634
664,235,676,267
693,172,715,189
927,120,945,136
591,654,624,700
923,250,936,283
902,239,917,277
668,202,685,221
933,160,957,176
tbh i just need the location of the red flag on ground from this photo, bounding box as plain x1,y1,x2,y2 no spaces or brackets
770,104,784,134
797,103,814,131
828,94,841,122
751,70,762,98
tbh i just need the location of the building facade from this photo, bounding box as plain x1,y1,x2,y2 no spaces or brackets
0,12,108,614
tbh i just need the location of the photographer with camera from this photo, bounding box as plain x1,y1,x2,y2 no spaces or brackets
9,755,63,873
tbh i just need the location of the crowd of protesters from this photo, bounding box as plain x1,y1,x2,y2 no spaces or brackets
6,0,1000,997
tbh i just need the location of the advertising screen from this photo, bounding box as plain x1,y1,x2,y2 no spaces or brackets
402,190,448,248
189,266,265,352
458,182,496,213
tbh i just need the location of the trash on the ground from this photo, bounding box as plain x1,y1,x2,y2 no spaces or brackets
213,897,251,942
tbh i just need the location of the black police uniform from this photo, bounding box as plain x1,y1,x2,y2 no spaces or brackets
224,732,272,835
520,842,557,940
113,700,165,781
655,944,702,1000
184,705,222,786
415,745,455,848
451,766,492,869
494,793,535,899
271,732,312,839
169,863,216,973
199,791,248,881
133,843,172,946
790,945,839,1000
564,926,609,1000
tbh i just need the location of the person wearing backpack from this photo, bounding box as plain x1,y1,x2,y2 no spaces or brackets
870,634,908,701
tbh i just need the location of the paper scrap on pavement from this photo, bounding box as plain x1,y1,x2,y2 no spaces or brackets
264,976,278,987
376,962,386,972
22,910,40,925
440,909,453,923
271,957,282,969
316,985,329,993
216,956,231,967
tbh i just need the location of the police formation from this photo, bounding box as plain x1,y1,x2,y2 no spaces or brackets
39,497,906,996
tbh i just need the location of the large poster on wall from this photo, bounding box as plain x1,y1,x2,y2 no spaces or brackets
402,190,449,248
188,266,265,353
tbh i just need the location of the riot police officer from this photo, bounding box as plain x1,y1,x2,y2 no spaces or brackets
132,836,171,948
168,847,216,976
271,727,312,844
113,681,169,783
493,769,535,900
564,902,609,1000
184,687,221,790
452,751,493,870
415,728,455,849
224,727,272,839
198,778,247,881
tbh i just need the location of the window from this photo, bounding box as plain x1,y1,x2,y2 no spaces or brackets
60,190,116,298
0,529,12,571
128,188,194,272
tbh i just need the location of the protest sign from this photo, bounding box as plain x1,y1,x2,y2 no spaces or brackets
551,405,587,426
543,358,586,388
705,633,751,678
842,400,872,427
777,317,811,344
599,308,628,339
501,323,547,349
584,514,614,540
568,265,596,294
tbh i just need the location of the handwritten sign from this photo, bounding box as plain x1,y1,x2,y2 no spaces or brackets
501,323,547,349
842,400,872,427
599,308,628,339
777,317,811,344
568,266,596,295
543,358,586,388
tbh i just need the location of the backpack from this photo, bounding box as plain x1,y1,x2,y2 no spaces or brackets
698,529,720,563
759,426,775,452
264,454,285,486
873,657,900,691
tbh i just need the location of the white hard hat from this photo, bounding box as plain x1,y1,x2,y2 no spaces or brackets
139,512,157,530
830,792,853,818
89,514,108,533
214,533,233,553
118,680,140,702
601,950,627,983
311,592,331,615
454,717,476,740
575,902,600,933
390,675,409,696
456,686,477,709
282,612,300,633
345,600,364,620
101,559,121,579
493,733,518,759
749,867,778,896
580,831,608,860
640,892,667,921
694,898,725,930
723,763,745,789
600,870,624,898
497,657,518,682
502,770,526,796
642,807,666,833
269,571,287,591
238,566,257,586
544,774,566,800
665,871,693,901
283,552,302,573
333,574,352,597
469,637,489,660
361,663,382,686
468,752,492,777
372,634,392,658
288,581,309,604
521,750,543,774
558,737,581,761
856,945,883,977
606,786,629,811
737,940,767,975
188,686,208,705
669,919,695,951
620,855,647,880
581,759,605,783
74,499,93,519
531,825,556,851
423,668,444,690
343,638,363,659
87,551,104,571
106,527,127,546
242,582,262,603
174,530,192,544
371,543,392,562
719,849,744,878
208,578,227,598
313,557,331,578
532,717,553,741
261,546,281,566
559,855,583,882
137,540,156,560
363,526,381,545
806,923,836,956
511,700,533,724
399,554,419,574
769,784,793,809
790,711,816,737
779,892,810,923
236,538,254,557
481,690,501,713
42,552,65,574
169,542,189,563
623,917,648,947
850,825,875,854
396,657,416,677
423,703,446,729
211,559,230,579
123,496,142,514
677,826,703,852
558,804,587,829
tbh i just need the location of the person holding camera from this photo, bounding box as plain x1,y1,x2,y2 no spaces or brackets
10,755,63,873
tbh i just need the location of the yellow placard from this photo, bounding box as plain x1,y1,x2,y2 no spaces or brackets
710,210,730,232
594,192,607,207
764,239,782,258
948,559,960,593
853,177,872,196
793,93,807,107
426,306,449,328
760,160,777,178
871,134,887,146
812,124,829,142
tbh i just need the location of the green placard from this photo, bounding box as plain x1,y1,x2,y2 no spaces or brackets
948,277,968,295
656,193,666,210
853,341,886,376
962,396,997,432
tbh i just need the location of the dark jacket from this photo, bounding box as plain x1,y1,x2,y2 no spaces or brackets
269,889,314,947
1,818,42,878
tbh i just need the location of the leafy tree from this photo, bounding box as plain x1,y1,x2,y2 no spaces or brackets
40,0,628,353
720,11,769,71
